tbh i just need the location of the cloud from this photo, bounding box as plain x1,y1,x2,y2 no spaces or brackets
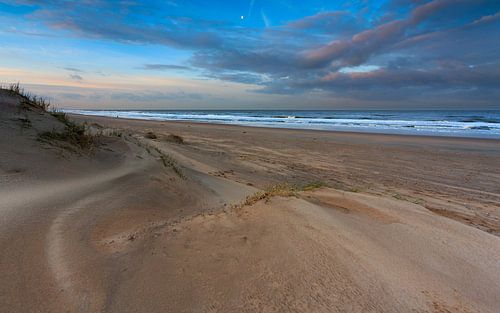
300,0,464,69
63,67,84,73
261,9,270,27
59,92,85,100
5,0,500,107
247,0,256,18
69,74,83,81
20,0,223,49
471,11,500,25
110,90,206,102
189,0,500,106
141,64,192,71
409,0,457,24
286,11,363,35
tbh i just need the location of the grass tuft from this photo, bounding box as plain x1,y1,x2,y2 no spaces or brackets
242,183,298,207
145,131,157,139
110,129,123,137
160,154,185,178
236,180,327,209
165,134,185,144
38,121,97,151
301,181,328,191
2,83,98,152
5,83,51,111
50,111,70,124
153,146,185,179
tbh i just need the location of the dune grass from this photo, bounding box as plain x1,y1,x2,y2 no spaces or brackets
154,147,185,179
50,111,70,124
5,83,51,111
145,131,157,139
301,181,328,191
144,131,185,144
242,183,298,206
237,181,328,209
41,109,97,151
38,121,97,151
1,83,98,151
165,134,185,144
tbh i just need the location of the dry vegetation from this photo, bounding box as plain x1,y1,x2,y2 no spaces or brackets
38,122,97,151
145,131,157,139
2,83,98,151
236,181,328,208
40,110,98,151
144,131,185,144
165,134,184,144
5,83,51,111
154,147,185,179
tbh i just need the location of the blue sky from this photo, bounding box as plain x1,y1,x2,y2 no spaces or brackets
0,0,499,109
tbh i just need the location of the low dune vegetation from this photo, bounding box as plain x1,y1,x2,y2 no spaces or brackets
236,181,328,209
2,83,98,152
164,134,184,144
5,82,50,111
37,119,97,151
144,131,157,139
144,131,185,144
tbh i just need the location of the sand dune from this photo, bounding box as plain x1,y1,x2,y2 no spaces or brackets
1,90,499,312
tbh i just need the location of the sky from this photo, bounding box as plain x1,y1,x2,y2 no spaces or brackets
0,0,499,110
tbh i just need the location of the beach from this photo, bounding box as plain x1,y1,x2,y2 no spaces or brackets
1,91,500,312
72,114,500,236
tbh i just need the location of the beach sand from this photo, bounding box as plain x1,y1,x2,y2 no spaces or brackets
1,90,499,312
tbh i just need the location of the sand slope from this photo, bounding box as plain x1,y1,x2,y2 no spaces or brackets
1,91,500,312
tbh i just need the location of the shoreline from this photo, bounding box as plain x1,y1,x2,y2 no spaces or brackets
69,112,500,141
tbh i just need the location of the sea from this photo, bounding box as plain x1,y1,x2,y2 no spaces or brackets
64,109,500,139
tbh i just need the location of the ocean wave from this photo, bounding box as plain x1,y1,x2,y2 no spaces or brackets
64,109,500,138
460,118,499,123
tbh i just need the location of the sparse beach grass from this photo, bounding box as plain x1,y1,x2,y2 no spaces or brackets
1,84,99,152
165,134,184,144
38,122,97,151
154,146,185,178
6,83,51,111
236,181,328,209
145,131,157,139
